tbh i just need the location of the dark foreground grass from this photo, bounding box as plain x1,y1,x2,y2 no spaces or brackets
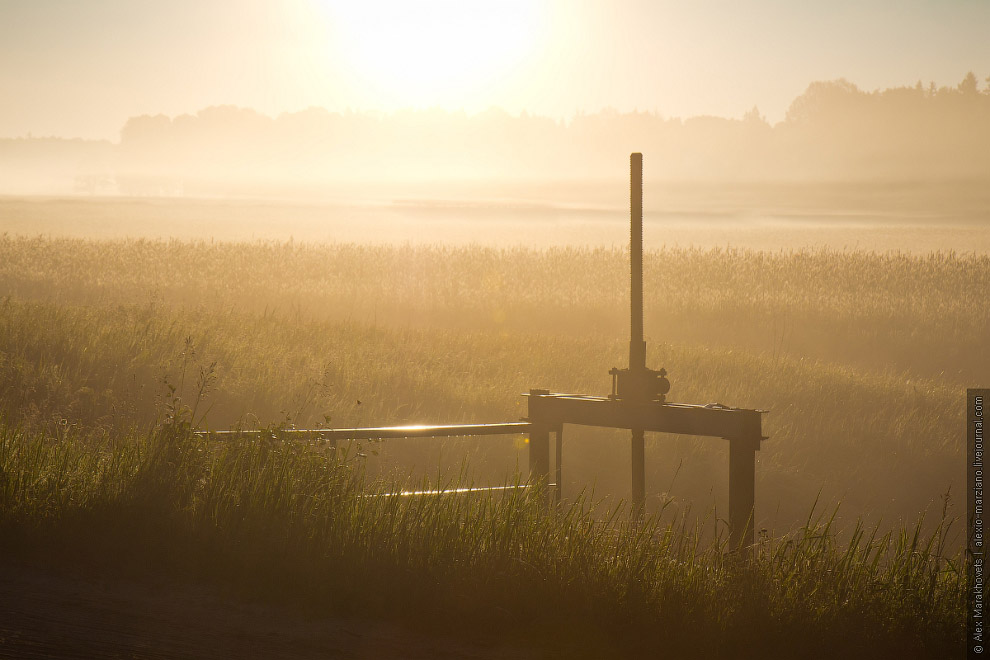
0,421,964,659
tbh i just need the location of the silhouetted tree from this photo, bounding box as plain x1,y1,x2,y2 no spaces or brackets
959,71,979,95
74,72,990,190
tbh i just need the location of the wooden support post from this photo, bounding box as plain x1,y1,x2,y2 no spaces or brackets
631,428,645,521
528,389,552,505
529,425,551,504
554,427,563,505
728,436,758,550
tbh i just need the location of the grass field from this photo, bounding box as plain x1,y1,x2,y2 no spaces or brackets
0,230,980,657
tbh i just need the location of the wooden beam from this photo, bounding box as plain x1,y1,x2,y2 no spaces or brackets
525,393,764,442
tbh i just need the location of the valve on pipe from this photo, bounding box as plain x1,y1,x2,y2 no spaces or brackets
609,366,670,402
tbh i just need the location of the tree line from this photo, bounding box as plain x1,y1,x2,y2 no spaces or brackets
2,73,990,194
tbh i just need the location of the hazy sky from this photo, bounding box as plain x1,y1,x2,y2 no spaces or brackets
1,0,988,140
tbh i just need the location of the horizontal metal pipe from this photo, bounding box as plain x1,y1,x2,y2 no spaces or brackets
194,421,533,441
367,483,551,498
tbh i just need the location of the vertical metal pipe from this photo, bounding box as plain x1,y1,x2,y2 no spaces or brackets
629,153,647,522
631,428,645,520
629,152,646,371
555,427,562,506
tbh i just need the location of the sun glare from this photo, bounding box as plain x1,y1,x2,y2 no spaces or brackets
319,0,541,109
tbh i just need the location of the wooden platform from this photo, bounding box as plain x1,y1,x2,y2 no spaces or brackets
525,390,765,548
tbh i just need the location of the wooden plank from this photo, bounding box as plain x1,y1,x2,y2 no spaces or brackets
525,393,763,442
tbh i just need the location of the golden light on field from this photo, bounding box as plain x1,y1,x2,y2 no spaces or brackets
318,0,542,109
